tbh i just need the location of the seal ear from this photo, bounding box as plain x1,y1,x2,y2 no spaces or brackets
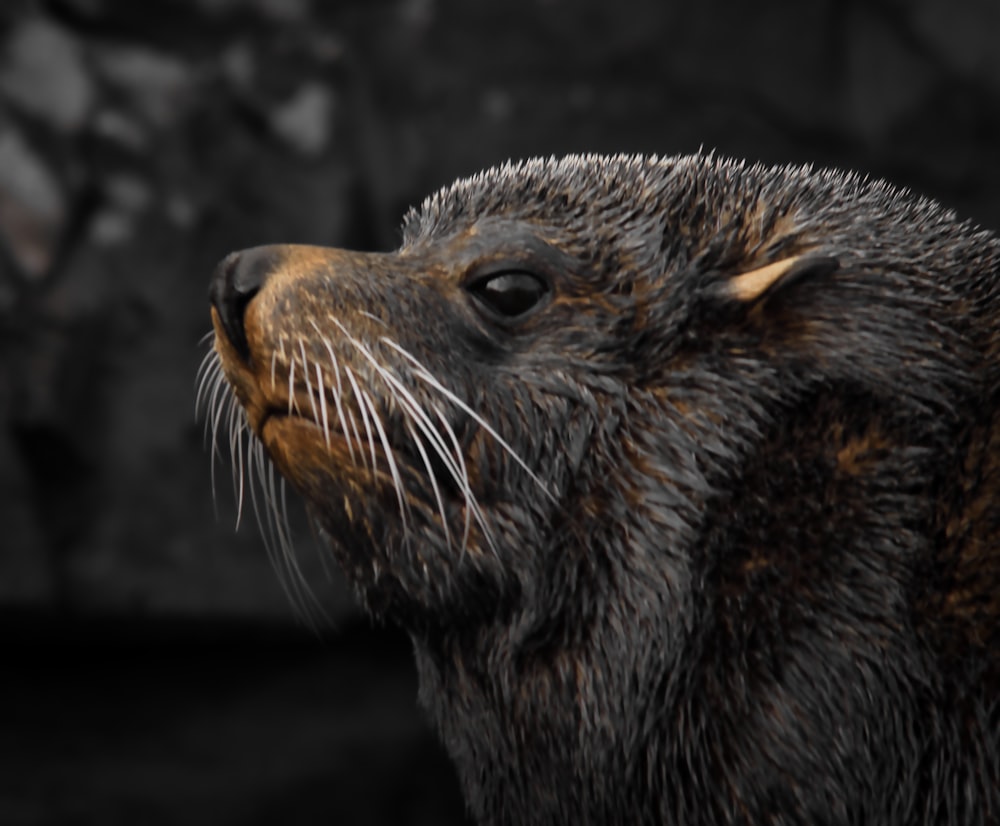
723,254,840,304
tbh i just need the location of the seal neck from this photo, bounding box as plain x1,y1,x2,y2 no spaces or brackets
410,591,693,826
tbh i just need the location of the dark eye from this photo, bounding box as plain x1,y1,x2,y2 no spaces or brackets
467,271,550,319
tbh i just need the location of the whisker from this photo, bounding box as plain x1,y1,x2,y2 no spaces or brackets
332,326,464,486
328,320,497,552
257,451,282,583
194,349,219,416
358,387,412,542
359,310,388,328
272,459,326,628
202,365,224,423
253,440,317,630
344,365,377,474
311,322,356,466
403,418,452,551
230,403,247,530
205,380,230,502
381,337,555,500
247,439,290,607
199,348,232,521
299,339,321,429
344,405,365,466
225,399,237,495
206,363,230,447
315,363,331,449
352,341,497,554
432,404,475,553
197,333,326,631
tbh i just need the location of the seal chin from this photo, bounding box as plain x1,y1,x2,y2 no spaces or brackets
257,413,341,494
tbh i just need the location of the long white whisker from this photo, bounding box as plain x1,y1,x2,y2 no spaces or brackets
313,328,356,465
287,353,297,416
315,363,331,449
257,449,285,594
358,387,412,541
432,404,475,553
197,332,326,631
231,404,247,530
199,349,231,520
329,320,498,553
194,349,219,416
344,365,377,474
396,390,497,552
299,340,321,429
271,458,325,628
247,440,290,609
403,418,451,551
381,337,554,500
332,325,467,491
206,366,229,447
203,369,226,435
344,406,364,464
205,375,230,506
356,351,498,553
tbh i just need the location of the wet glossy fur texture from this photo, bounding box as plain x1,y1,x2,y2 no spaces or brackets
207,154,1000,825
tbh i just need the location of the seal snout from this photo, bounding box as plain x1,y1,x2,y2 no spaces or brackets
209,245,283,362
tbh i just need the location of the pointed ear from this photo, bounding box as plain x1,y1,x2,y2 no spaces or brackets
724,254,840,303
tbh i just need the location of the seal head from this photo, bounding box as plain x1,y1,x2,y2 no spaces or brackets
206,154,1000,825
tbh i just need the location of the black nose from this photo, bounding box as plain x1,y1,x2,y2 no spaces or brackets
209,246,281,361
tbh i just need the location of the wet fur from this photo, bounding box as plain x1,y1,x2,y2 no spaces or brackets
206,154,1000,824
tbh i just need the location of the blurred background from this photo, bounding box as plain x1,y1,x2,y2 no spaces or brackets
1,0,998,823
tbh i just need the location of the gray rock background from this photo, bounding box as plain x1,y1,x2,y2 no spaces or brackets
0,0,998,823
3,0,1000,624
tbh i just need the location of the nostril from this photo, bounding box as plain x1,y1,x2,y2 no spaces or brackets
209,246,281,362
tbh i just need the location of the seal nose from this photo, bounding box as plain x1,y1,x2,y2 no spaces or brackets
209,246,282,361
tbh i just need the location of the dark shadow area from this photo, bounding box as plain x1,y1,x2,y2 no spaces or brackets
1,613,470,825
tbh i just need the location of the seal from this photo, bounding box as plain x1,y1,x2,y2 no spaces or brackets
201,154,1000,825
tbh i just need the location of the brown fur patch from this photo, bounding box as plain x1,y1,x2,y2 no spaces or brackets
835,428,890,475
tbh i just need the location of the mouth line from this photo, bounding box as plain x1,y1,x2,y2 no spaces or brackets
257,396,467,502
257,395,392,465
257,403,339,439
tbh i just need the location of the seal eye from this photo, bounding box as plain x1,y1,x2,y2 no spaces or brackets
467,271,550,319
